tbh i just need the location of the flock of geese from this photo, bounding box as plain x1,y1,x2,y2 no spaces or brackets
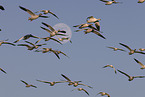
0,5,71,59
99,0,145,4
1,0,145,97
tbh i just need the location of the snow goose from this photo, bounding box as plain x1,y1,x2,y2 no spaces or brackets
103,64,117,74
36,80,67,86
72,88,89,96
117,69,145,81
119,43,145,55
19,6,49,21
100,0,122,5
35,10,59,19
21,80,37,88
97,92,110,97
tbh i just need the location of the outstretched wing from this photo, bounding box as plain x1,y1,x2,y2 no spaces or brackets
58,51,69,58
35,10,43,13
78,83,93,88
103,65,111,68
117,69,130,78
25,41,35,47
134,76,145,78
50,37,62,45
42,22,55,32
107,46,115,50
134,58,145,67
51,50,60,59
36,43,47,47
14,36,24,43
35,39,43,44
82,88,89,95
36,80,51,83
92,31,106,39
100,0,108,2
112,67,117,74
3,42,16,46
40,26,53,34
19,6,35,16
105,93,110,97
119,43,132,51
117,48,126,51
31,85,37,88
55,81,68,83
17,44,31,48
48,10,59,19
21,80,28,85
39,15,49,18
61,74,72,81
134,51,145,54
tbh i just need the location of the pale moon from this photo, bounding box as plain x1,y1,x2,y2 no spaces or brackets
53,23,72,44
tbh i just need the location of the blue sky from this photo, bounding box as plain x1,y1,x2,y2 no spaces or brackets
1,0,145,97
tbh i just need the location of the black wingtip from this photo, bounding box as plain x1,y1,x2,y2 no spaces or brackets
134,58,139,63
19,6,27,11
0,6,5,10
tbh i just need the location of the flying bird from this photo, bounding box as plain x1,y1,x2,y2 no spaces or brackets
35,10,59,19
103,64,117,74
134,58,145,69
19,6,49,21
71,88,89,96
14,34,40,43
97,92,110,97
119,43,145,55
0,40,15,46
0,5,4,10
57,37,72,43
76,28,105,39
17,41,46,50
21,80,37,88
35,37,62,44
36,80,66,86
86,16,101,23
100,0,122,5
35,48,68,59
117,69,145,81
41,22,67,37
60,74,91,88
35,48,60,59
86,19,102,31
61,74,82,86
73,23,93,29
107,46,126,51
